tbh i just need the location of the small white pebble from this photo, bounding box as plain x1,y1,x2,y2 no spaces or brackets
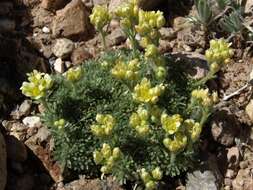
42,26,50,33
54,58,65,73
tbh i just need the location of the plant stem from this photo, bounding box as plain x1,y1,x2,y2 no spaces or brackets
100,30,107,50
194,71,216,87
170,152,176,165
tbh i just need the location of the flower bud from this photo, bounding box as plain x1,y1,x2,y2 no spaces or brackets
145,180,156,190
210,62,220,73
155,66,167,80
101,143,111,158
100,166,110,174
140,169,151,183
93,150,103,164
151,167,163,180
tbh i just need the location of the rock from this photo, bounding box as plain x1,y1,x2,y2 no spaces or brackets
52,0,92,41
35,127,51,142
0,131,6,190
245,99,253,122
5,135,28,162
232,168,253,190
41,0,70,11
92,0,107,5
42,26,50,33
225,169,236,179
106,28,126,47
172,16,189,31
211,109,240,146
227,147,240,169
186,171,218,190
71,46,92,65
54,58,65,73
52,38,74,58
59,176,123,190
19,100,32,117
109,0,163,12
0,19,15,32
159,27,177,41
22,116,41,128
245,0,253,14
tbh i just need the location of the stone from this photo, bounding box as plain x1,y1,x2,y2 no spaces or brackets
245,99,253,122
52,38,74,58
52,0,92,41
211,109,240,146
232,168,253,190
42,26,50,33
35,127,51,142
54,58,65,73
106,28,126,47
71,46,92,65
245,0,253,14
225,169,236,179
0,19,15,32
5,135,28,162
109,0,163,12
227,147,240,169
22,116,41,128
0,131,6,190
41,0,70,11
18,100,32,117
159,27,177,40
58,176,123,190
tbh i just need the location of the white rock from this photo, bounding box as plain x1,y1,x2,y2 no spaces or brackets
42,26,50,33
54,58,65,73
246,99,253,122
52,38,74,58
22,116,41,128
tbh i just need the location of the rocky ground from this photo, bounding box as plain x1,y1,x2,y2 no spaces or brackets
1,0,253,190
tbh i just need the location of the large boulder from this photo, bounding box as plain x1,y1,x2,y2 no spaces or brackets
0,131,6,190
52,0,93,41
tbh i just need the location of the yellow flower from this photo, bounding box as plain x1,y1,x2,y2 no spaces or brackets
54,118,66,129
93,150,103,164
191,89,217,107
163,132,187,152
184,119,202,142
90,5,111,30
111,59,140,80
161,113,183,135
101,143,112,159
20,70,53,100
91,114,116,137
151,167,163,180
145,180,156,190
65,67,83,82
112,147,122,160
145,44,159,58
150,105,162,123
140,168,152,183
132,78,165,104
205,39,233,72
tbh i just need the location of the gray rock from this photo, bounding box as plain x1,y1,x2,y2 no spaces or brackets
54,58,65,73
52,0,92,41
52,38,74,58
0,131,6,190
211,109,240,146
19,100,32,117
22,116,41,128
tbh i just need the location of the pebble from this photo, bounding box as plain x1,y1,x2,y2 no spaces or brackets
54,58,65,73
22,116,41,128
42,26,50,33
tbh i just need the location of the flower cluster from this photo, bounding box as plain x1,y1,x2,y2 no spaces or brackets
191,89,218,107
93,144,122,174
89,5,112,31
20,70,53,100
161,113,183,135
115,0,139,28
54,119,66,129
136,10,165,48
130,106,150,136
111,59,140,80
64,67,83,82
140,167,163,190
132,78,165,104
205,39,233,73
184,119,202,142
163,132,188,153
91,114,116,137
